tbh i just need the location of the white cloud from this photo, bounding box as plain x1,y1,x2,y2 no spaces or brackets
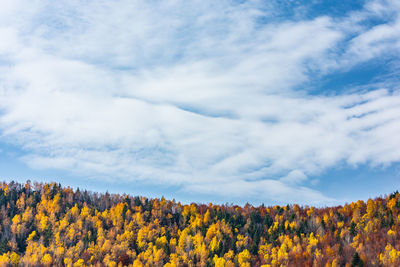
0,0,400,205
184,179,335,206
347,18,400,61
280,170,308,185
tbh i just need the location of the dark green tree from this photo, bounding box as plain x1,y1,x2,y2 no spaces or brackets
351,252,363,267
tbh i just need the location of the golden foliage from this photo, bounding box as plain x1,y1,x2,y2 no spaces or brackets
0,181,400,266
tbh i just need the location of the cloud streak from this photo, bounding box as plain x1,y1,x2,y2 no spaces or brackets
1,0,400,205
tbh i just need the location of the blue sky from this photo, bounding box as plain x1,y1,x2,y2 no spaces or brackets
1,0,400,206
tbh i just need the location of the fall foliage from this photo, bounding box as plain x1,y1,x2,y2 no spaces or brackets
0,181,400,266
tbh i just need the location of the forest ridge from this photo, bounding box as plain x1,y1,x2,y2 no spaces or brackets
0,181,399,266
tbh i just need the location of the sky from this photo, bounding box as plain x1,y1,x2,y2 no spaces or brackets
0,0,400,206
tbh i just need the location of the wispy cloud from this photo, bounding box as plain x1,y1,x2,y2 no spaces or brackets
0,0,400,205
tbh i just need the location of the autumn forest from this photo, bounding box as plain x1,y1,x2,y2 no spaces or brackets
0,181,399,266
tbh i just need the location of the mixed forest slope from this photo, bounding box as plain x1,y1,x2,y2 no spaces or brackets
0,181,399,266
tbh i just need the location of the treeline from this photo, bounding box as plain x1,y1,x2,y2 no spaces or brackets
0,181,399,266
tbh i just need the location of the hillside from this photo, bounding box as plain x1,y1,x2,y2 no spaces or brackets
0,181,399,266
